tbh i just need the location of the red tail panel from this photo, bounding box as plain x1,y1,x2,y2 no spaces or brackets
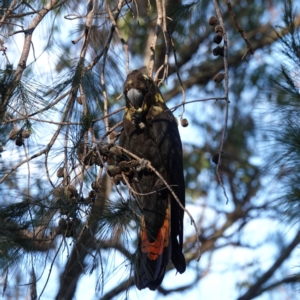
140,206,170,260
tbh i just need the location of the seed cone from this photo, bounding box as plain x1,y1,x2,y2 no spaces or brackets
213,46,224,57
213,73,225,83
22,130,31,139
9,128,18,140
208,16,218,26
180,118,189,127
213,33,223,44
15,136,24,146
214,25,223,34
57,167,64,178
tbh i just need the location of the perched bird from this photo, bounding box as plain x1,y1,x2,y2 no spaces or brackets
119,68,186,290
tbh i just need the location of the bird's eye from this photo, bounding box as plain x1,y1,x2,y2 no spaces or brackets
126,88,144,108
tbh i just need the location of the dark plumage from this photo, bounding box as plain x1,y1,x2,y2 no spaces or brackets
119,69,186,290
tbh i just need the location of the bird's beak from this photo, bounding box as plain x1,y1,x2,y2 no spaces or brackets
126,88,144,108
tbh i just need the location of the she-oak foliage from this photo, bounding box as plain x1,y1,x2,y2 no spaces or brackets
0,0,300,300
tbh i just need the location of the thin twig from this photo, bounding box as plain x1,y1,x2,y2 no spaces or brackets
170,97,227,111
6,96,226,126
85,0,125,72
97,120,123,144
44,92,76,188
71,31,84,44
0,146,47,184
0,0,61,121
148,0,163,77
92,106,125,122
0,0,17,27
101,61,110,143
122,173,179,196
121,173,143,209
226,1,254,59
170,34,186,119
212,0,230,204
23,142,35,237
79,0,95,60
4,11,36,18
61,0,96,187
63,104,73,187
4,90,71,123
38,238,64,300
161,0,170,82
153,64,165,84
105,0,129,74
153,0,170,85
101,1,126,143
77,84,89,193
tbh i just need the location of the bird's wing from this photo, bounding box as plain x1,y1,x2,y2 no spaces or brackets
151,109,186,274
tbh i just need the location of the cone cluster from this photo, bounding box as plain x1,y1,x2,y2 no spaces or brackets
208,16,224,47
55,217,80,237
8,127,31,147
77,143,102,166
208,15,225,83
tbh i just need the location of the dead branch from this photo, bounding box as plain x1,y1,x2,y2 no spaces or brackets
55,177,109,300
148,0,163,77
105,0,129,74
238,230,300,300
212,0,230,204
226,1,254,58
0,0,18,27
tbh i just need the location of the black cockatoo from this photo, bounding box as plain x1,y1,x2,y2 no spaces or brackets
119,69,186,290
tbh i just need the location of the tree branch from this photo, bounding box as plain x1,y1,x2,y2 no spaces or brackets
55,182,109,300
164,13,300,102
0,0,61,121
237,230,300,300
99,276,135,300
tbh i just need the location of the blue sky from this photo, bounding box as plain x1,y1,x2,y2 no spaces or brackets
2,2,300,299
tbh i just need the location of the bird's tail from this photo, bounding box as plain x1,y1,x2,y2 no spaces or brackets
134,201,171,290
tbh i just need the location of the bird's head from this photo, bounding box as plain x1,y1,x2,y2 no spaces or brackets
123,69,166,125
